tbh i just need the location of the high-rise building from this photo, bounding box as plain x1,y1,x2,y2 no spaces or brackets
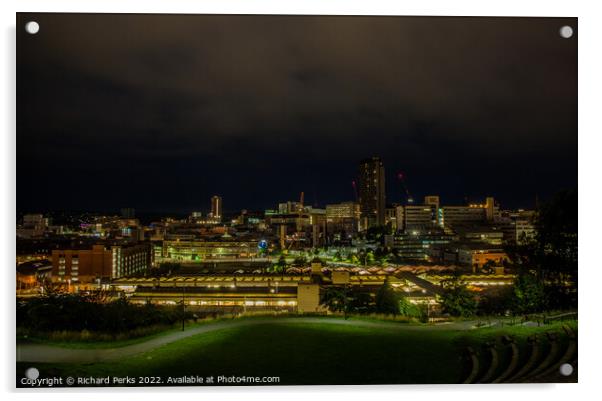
211,196,222,221
358,157,386,228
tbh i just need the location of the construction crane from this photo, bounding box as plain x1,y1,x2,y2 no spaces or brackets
397,172,414,204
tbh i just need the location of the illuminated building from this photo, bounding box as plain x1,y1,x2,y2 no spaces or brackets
392,230,456,261
501,209,537,244
358,157,386,228
404,205,437,232
189,211,203,223
385,204,404,231
278,201,302,214
161,239,258,261
424,195,440,210
17,259,52,289
444,243,509,273
51,243,152,285
210,195,222,221
17,214,49,238
129,286,300,312
439,197,499,228
326,202,360,238
110,270,439,313
267,206,326,248
309,210,327,247
453,224,505,245
439,206,486,227
514,217,536,244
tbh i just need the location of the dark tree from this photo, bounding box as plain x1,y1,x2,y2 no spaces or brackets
292,255,308,267
375,278,400,315
320,286,375,317
511,273,547,315
505,189,577,309
320,286,350,318
271,255,288,273
439,275,478,317
347,290,374,314
398,295,422,318
477,286,513,316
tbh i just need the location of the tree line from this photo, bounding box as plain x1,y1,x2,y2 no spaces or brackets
17,289,192,335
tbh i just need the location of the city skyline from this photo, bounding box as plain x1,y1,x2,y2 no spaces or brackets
14,178,537,218
15,152,558,217
17,14,577,213
15,13,578,387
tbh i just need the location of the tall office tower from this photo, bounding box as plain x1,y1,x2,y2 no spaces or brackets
358,157,386,228
211,196,222,221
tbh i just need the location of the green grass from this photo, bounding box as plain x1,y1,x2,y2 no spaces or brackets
17,315,244,349
17,319,577,386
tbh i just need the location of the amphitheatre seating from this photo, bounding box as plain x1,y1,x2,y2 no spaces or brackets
532,326,577,381
507,335,540,382
462,346,480,384
477,341,499,383
493,336,519,383
524,332,561,379
462,325,577,383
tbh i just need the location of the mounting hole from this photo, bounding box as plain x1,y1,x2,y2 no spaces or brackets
25,367,39,380
559,363,574,376
25,21,40,35
559,25,573,39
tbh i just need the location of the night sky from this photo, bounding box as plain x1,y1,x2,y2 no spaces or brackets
17,14,577,214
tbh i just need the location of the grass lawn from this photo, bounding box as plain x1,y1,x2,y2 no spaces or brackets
17,319,576,386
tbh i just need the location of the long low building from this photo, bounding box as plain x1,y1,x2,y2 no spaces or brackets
129,286,300,312
160,239,259,261
112,274,314,290
110,269,443,314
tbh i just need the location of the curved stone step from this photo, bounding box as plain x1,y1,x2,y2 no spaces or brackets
509,335,541,383
524,333,560,380
478,343,499,383
493,338,519,383
562,324,577,340
534,337,577,381
462,346,480,384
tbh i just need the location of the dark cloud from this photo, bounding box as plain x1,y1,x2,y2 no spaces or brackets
17,14,577,213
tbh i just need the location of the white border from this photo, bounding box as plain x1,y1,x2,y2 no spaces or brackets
2,1,600,400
